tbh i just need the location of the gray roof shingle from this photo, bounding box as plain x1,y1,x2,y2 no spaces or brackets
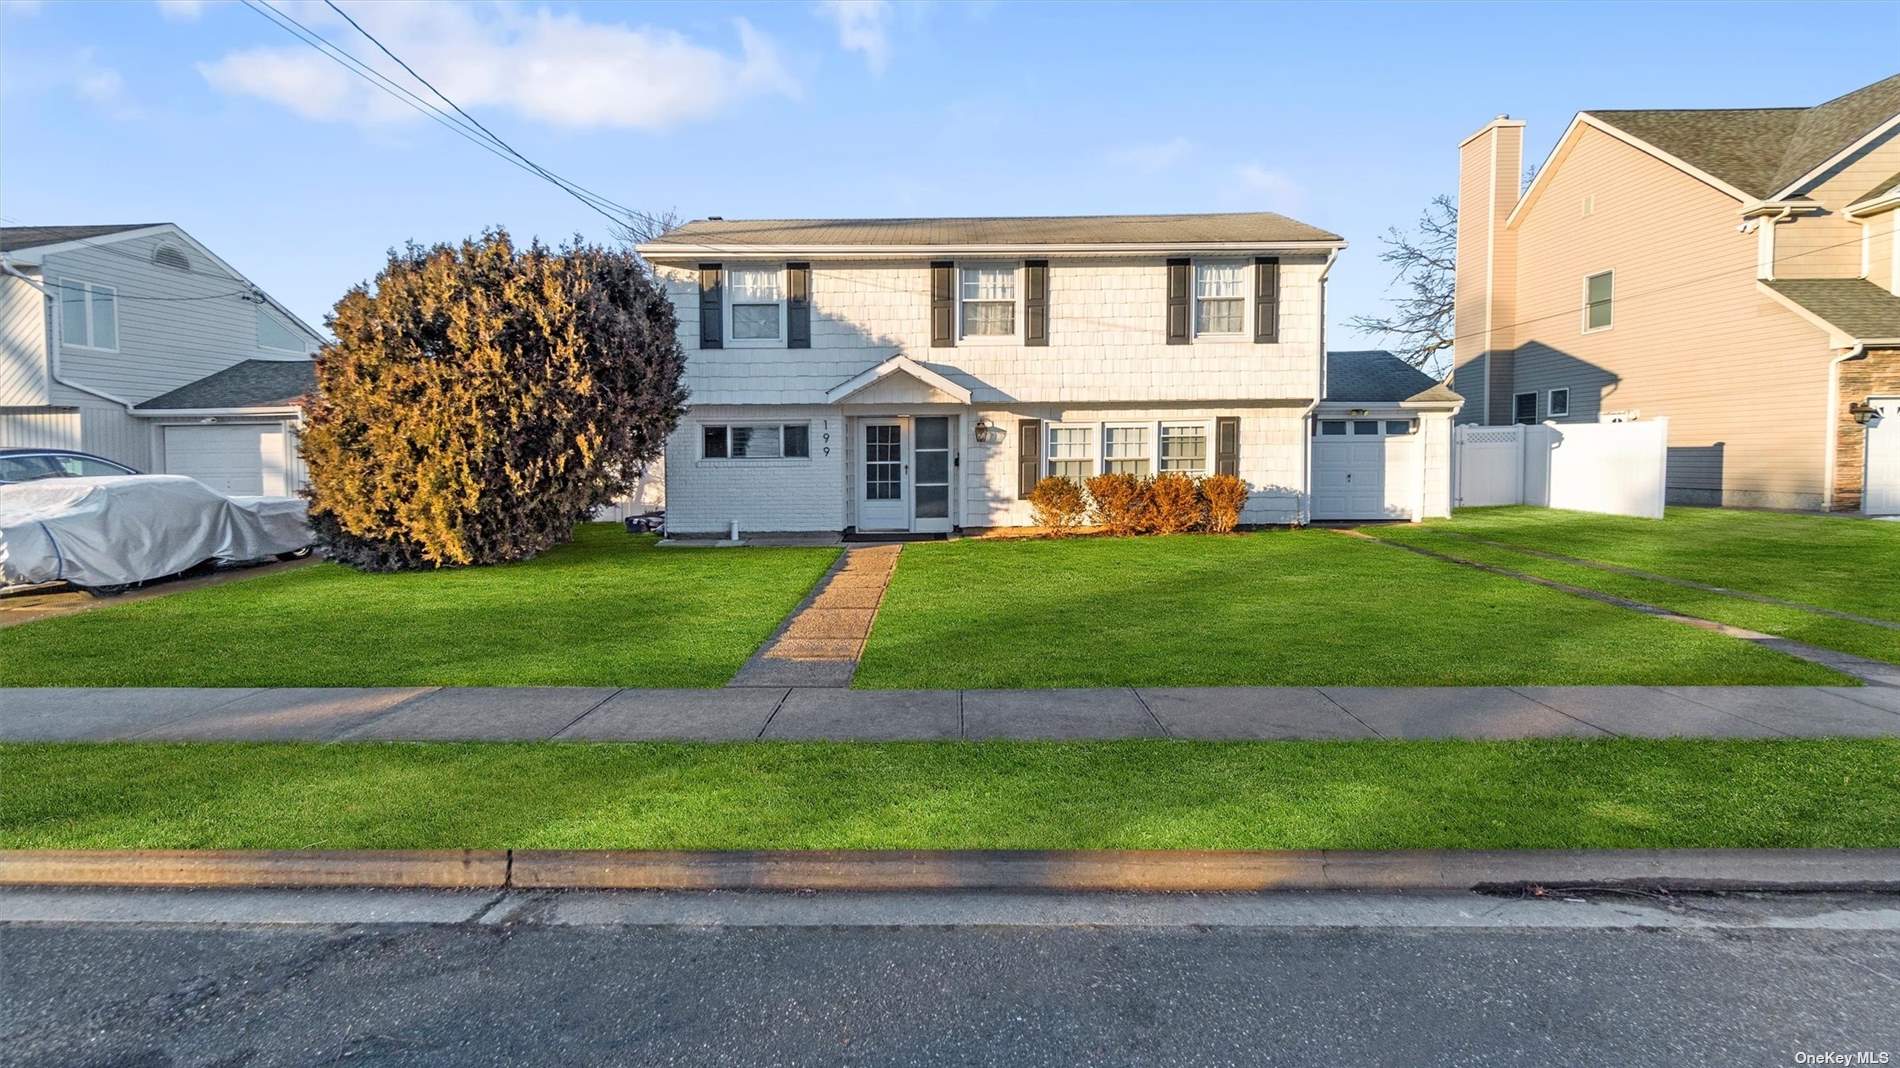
0,224,165,253
1325,350,1460,405
646,212,1344,248
1763,278,1900,340
1584,73,1900,200
135,359,317,411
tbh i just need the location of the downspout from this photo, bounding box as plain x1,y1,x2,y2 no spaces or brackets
1299,247,1341,526
2,255,138,414
1823,341,1865,512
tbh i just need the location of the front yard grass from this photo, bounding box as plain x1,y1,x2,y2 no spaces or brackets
853,530,1845,689
0,525,837,688
3,739,1894,850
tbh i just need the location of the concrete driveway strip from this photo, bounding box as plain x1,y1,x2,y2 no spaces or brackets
1137,687,1377,739
339,687,619,741
1510,686,1787,738
962,688,1164,740
761,688,960,740
0,688,263,741
556,688,786,741
1831,685,1900,715
1660,686,1900,737
135,688,436,741
1319,687,1608,739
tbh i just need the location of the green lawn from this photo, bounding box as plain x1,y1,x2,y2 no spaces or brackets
1371,507,1900,666
0,525,837,688
3,740,1894,850
853,531,1844,689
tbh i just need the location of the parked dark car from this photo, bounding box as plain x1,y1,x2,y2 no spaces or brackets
0,448,139,484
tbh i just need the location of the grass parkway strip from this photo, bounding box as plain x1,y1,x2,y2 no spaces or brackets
3,739,1895,851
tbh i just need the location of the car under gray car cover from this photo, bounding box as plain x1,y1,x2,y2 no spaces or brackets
0,475,312,589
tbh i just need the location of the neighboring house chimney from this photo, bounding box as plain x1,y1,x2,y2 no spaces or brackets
1452,115,1524,425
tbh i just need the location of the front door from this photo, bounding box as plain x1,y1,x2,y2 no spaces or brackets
912,416,953,533
1867,397,1900,516
859,420,908,531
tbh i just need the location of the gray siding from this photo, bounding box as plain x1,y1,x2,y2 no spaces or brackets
1510,344,1619,423
40,231,319,405
0,274,48,406
1451,354,1487,425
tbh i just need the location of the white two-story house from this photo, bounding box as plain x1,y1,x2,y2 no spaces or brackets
1,223,323,495
639,212,1460,536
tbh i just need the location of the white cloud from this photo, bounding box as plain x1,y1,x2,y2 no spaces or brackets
816,0,891,74
1108,137,1194,173
155,0,208,21
73,49,140,119
199,2,798,130
1235,164,1303,207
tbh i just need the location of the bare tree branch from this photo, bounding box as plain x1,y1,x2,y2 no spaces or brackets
611,207,685,249
1348,193,1458,374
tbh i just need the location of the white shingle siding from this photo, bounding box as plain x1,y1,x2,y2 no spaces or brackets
664,405,849,535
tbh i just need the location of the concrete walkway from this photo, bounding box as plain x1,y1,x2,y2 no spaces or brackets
726,544,901,688
4,683,1898,742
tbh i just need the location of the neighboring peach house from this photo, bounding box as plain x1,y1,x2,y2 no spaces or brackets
1452,72,1900,514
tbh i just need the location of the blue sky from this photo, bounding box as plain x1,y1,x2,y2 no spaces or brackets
3,0,1894,350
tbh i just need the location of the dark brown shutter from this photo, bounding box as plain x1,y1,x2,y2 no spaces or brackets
786,262,811,349
1215,417,1240,476
698,263,722,349
1166,258,1190,344
930,261,955,347
1017,419,1041,498
1253,257,1279,344
1023,260,1049,347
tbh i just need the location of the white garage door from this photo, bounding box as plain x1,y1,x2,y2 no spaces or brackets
163,424,284,496
1867,397,1900,517
1312,417,1419,520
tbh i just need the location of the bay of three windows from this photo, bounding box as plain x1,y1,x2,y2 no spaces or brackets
1048,422,1210,480
714,260,1258,344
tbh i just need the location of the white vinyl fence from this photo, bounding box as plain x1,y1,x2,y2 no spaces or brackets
1453,419,1669,519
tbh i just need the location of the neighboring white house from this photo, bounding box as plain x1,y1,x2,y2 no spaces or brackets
638,213,1459,535
0,223,323,496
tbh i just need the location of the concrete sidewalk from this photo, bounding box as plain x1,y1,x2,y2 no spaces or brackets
3,683,1898,742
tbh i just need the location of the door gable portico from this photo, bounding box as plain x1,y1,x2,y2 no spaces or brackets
826,355,973,407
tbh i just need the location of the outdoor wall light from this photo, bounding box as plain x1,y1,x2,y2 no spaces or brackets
1850,402,1879,426
973,418,997,443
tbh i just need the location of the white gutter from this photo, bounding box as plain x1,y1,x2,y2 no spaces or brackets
638,240,1348,260
132,406,304,419
1,254,138,413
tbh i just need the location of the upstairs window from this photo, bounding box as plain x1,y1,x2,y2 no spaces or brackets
257,306,307,352
1584,270,1613,332
727,266,783,341
960,265,1016,338
58,279,117,351
1194,262,1244,335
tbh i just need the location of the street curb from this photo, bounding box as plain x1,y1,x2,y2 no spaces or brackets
3,849,1897,893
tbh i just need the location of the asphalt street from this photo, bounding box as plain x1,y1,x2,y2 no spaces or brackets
3,889,1897,1067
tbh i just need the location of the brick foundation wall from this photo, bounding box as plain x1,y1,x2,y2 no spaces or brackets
1833,347,1900,511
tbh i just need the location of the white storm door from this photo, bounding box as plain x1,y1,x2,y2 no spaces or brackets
1866,398,1900,516
912,416,953,533
859,419,909,531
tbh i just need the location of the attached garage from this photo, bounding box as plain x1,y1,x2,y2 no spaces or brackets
1867,397,1899,516
134,359,315,499
1311,351,1463,522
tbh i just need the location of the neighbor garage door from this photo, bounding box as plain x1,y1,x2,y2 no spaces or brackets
162,423,284,496
1312,417,1419,520
1867,398,1900,516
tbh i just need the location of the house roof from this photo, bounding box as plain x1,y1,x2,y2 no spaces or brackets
1848,171,1900,211
1583,72,1900,200
1324,350,1461,405
643,212,1344,250
1762,278,1900,341
0,224,166,253
134,359,317,411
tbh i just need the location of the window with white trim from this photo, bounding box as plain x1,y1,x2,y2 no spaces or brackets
1102,424,1151,476
959,265,1016,338
701,423,810,460
727,266,784,342
257,307,307,352
1046,424,1095,481
1193,262,1244,335
1548,388,1570,418
58,279,117,351
1159,423,1208,475
1583,271,1613,332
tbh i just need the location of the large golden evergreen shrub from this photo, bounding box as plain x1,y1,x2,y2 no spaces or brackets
302,230,686,569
